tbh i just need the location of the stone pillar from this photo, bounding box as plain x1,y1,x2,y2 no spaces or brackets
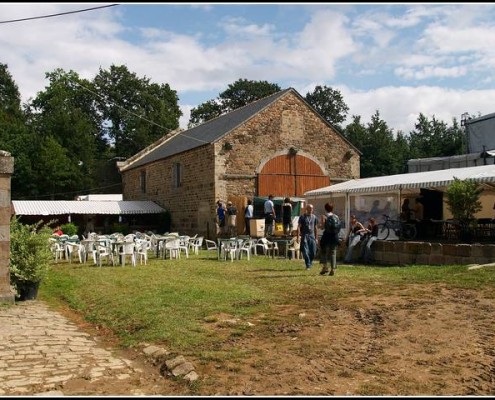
0,150,14,304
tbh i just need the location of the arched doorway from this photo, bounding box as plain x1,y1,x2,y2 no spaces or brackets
257,152,330,197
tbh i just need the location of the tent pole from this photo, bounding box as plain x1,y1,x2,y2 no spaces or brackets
345,192,350,230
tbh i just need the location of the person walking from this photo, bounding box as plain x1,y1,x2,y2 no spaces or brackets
343,215,366,263
359,217,378,264
216,200,226,236
264,195,276,237
282,197,293,235
297,204,318,270
226,201,237,237
244,199,253,236
319,203,341,276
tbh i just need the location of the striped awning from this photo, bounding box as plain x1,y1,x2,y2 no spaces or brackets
12,200,166,216
305,164,495,197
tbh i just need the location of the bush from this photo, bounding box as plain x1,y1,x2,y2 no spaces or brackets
60,222,78,237
445,177,482,228
10,217,53,294
111,222,130,235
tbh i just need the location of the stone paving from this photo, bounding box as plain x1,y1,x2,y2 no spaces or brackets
0,300,152,396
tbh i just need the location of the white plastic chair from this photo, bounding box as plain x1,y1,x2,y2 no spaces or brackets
189,236,204,255
49,239,65,263
163,238,181,259
220,239,238,262
65,242,85,264
287,237,301,260
204,239,218,259
95,239,114,267
135,239,150,265
178,236,190,258
118,240,137,267
255,238,273,256
238,238,253,261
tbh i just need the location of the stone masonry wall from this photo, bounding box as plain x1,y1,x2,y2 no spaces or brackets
122,144,217,238
122,90,360,238
0,151,14,304
363,240,495,265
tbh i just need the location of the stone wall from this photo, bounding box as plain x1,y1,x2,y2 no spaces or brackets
339,239,495,265
122,91,360,238
0,151,14,304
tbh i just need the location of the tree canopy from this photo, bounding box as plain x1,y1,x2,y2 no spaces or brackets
188,78,281,127
0,63,477,199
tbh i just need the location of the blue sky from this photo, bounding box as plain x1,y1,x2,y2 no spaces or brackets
2,2,495,134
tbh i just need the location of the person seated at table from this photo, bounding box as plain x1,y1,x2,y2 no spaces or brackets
53,226,63,236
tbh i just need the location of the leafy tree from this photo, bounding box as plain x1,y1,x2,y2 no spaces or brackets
188,78,281,126
445,178,482,240
93,64,181,158
408,113,464,159
219,79,281,111
304,85,349,128
0,63,23,120
34,136,82,199
27,69,102,197
344,111,409,177
0,63,38,199
188,99,223,128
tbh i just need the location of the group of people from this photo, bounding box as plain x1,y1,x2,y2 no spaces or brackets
295,203,379,276
215,198,380,275
216,200,241,237
216,195,295,238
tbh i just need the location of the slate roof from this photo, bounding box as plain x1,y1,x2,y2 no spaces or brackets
119,87,360,172
119,88,292,171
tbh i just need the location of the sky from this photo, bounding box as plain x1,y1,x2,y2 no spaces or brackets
2,2,495,134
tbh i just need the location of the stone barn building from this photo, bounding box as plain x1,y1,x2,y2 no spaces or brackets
117,88,360,238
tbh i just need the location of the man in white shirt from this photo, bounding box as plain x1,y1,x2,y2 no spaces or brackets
244,199,254,236
264,195,276,237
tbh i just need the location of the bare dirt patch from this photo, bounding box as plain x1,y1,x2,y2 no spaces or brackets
53,284,495,396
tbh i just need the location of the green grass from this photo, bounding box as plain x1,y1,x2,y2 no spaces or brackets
39,251,495,353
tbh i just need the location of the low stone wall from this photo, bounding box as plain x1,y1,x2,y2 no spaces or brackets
365,240,495,265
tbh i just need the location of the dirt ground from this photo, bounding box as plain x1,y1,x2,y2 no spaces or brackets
55,282,495,396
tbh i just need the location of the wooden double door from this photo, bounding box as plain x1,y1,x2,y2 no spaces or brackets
257,154,329,197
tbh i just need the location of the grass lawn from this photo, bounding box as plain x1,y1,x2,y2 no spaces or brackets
40,250,495,353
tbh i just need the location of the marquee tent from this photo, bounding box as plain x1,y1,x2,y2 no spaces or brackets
304,164,495,231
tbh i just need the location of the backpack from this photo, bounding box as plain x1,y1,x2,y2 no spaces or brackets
325,214,341,234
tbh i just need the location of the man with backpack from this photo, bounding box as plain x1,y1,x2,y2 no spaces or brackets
319,202,341,276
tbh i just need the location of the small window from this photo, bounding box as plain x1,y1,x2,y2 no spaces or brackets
140,171,146,193
173,162,182,188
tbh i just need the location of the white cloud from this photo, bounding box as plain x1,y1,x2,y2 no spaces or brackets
341,86,495,135
3,3,495,140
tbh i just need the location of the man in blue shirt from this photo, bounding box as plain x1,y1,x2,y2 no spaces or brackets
297,204,318,270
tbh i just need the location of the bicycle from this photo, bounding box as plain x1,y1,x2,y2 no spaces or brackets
377,214,417,241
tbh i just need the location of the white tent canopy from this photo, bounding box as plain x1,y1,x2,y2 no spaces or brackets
304,165,495,233
305,164,495,197
12,200,165,216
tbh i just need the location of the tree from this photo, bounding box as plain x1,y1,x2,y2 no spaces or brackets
445,177,482,242
304,85,349,128
93,64,181,158
0,63,38,199
344,111,410,177
219,79,281,112
27,69,101,197
188,100,223,128
408,113,464,159
188,79,281,126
